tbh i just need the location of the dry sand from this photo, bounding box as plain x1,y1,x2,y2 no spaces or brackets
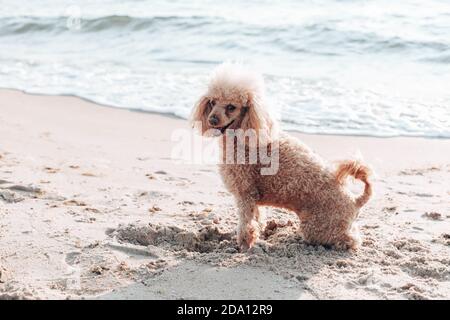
0,88,449,300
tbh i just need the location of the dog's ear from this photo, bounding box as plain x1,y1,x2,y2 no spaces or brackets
190,95,211,134
240,92,274,141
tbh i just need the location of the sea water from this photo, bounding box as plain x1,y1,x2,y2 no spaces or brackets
0,0,449,137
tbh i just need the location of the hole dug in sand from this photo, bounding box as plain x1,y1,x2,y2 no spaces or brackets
111,223,235,253
111,219,303,256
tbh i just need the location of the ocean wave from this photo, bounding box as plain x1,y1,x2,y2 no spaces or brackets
422,54,450,64
0,15,217,35
0,17,62,35
1,15,449,57
1,2,449,139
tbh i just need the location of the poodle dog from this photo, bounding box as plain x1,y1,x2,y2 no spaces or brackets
191,63,372,251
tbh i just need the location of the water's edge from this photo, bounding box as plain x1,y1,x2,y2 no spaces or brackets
3,86,447,140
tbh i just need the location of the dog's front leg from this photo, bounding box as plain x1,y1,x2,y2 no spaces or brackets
236,197,260,251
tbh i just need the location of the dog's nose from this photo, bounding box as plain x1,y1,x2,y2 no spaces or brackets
209,115,219,126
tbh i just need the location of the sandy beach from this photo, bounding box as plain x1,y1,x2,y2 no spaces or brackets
0,88,449,299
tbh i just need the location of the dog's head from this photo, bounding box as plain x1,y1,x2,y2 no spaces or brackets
191,63,274,139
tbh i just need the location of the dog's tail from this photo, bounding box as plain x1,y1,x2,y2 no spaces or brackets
335,160,372,208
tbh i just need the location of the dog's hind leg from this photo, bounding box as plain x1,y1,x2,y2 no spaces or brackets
236,197,260,251
299,209,360,250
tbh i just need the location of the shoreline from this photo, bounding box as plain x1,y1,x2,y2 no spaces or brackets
0,88,449,299
2,87,449,141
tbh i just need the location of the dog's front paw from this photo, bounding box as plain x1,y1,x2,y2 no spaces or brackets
332,234,361,251
237,224,257,252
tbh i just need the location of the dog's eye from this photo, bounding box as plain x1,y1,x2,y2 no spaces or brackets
226,104,236,112
209,100,216,107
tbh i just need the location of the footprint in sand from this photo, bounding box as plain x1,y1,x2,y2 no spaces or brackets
0,190,23,203
65,251,82,266
0,183,43,203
